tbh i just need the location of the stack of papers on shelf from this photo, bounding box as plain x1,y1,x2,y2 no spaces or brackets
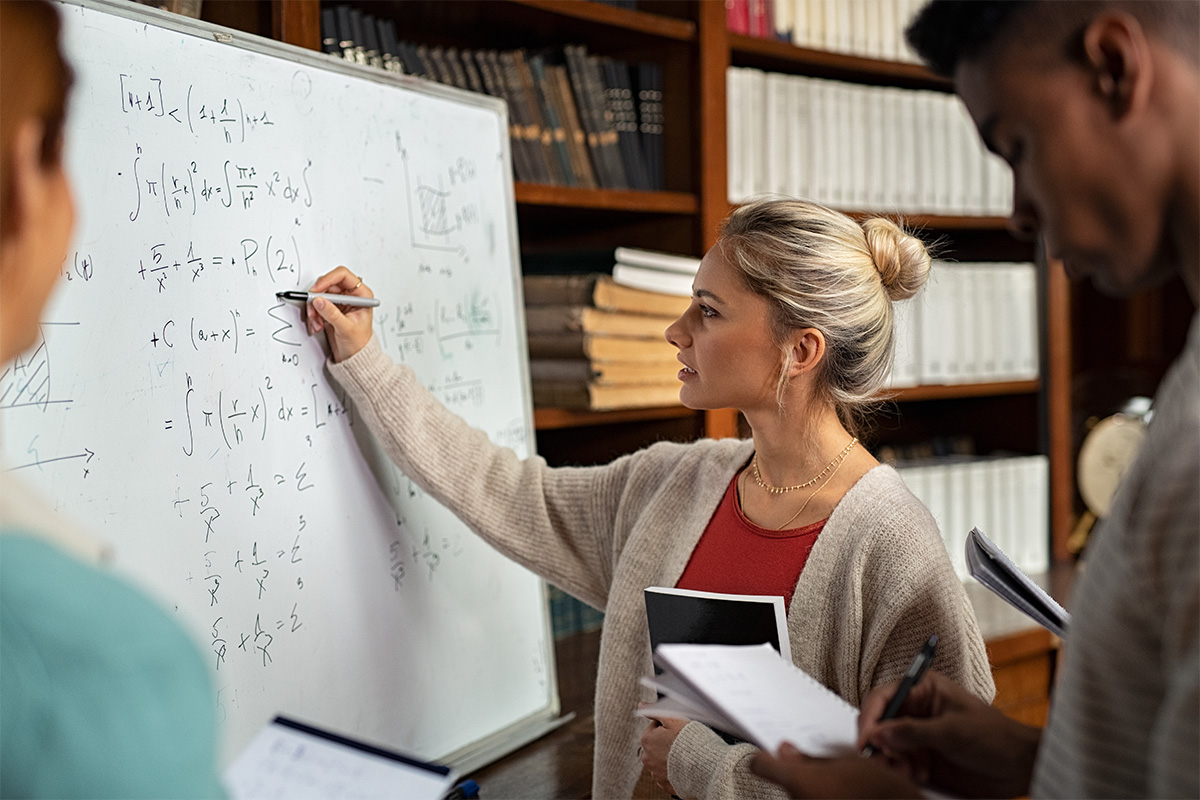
965,527,1070,638
638,643,858,756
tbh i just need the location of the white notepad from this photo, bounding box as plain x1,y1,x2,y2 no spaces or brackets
639,642,858,756
225,717,456,800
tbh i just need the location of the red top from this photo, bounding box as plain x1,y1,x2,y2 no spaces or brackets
675,474,826,610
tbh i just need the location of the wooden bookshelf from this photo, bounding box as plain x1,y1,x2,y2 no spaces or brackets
728,32,952,90
258,0,1074,554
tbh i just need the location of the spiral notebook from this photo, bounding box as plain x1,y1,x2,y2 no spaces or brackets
637,643,858,756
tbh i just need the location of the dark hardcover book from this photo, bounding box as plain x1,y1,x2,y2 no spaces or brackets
546,64,597,189
396,41,425,77
499,50,552,185
375,19,399,72
426,46,456,87
362,12,383,69
527,53,577,186
635,61,664,190
512,49,563,185
481,50,535,183
441,47,471,91
584,52,628,188
644,587,790,660
346,7,367,64
562,44,617,188
457,47,485,94
471,50,530,182
320,8,339,56
334,4,355,62
415,44,443,83
602,57,649,190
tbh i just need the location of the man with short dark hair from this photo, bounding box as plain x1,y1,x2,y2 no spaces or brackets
750,1,1199,797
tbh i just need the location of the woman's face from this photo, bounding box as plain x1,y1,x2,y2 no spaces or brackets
0,124,75,362
0,2,75,364
664,246,785,413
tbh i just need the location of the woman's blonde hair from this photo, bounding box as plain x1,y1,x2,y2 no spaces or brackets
719,198,931,431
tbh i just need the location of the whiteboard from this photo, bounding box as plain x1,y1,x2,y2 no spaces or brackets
0,0,558,772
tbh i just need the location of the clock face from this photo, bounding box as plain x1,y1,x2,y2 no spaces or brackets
1077,414,1147,517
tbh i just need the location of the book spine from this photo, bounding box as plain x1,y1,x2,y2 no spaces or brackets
564,45,614,188
528,53,577,187
585,53,629,189
550,64,598,190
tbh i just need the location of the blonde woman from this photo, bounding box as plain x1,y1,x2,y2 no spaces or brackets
306,198,994,799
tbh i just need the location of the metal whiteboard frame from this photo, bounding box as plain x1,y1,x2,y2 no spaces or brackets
54,0,559,777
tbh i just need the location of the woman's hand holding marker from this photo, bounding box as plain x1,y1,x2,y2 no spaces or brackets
306,266,375,363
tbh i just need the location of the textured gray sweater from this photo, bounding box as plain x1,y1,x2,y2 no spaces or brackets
329,337,994,799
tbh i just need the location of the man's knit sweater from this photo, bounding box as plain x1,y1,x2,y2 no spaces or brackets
329,338,994,799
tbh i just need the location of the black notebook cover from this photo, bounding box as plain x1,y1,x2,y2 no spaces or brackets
644,587,790,744
644,587,790,658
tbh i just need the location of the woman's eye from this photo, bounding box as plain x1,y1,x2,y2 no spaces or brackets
698,304,717,319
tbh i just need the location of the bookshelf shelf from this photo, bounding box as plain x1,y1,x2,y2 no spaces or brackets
727,33,952,91
507,0,696,41
534,404,694,430
515,183,698,214
843,211,1014,232
888,380,1040,403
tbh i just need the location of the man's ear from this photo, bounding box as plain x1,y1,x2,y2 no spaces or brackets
1082,11,1152,120
784,327,826,380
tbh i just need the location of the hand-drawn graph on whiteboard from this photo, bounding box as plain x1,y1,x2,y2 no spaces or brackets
0,0,555,773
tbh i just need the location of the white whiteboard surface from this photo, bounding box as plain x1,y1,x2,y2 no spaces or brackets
0,0,557,771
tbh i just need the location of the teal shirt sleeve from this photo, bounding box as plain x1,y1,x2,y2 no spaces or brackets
1,533,225,799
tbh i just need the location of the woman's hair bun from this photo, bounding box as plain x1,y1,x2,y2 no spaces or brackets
861,217,931,301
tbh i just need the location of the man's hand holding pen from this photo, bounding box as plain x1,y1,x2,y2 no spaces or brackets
750,666,1043,799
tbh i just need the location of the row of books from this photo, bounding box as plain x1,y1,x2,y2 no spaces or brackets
320,5,664,190
895,455,1050,580
727,68,1012,216
523,248,699,411
728,0,927,65
890,261,1039,389
892,261,1041,388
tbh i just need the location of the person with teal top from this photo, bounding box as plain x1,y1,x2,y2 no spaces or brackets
0,2,224,796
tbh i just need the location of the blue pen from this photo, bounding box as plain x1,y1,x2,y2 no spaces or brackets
861,634,938,758
443,779,479,799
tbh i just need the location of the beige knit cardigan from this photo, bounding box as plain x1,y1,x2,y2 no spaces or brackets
329,338,995,799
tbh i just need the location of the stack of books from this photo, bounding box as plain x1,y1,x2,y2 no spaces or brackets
320,6,664,191
524,247,699,410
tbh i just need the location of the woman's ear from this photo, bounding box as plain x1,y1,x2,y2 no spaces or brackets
784,327,825,379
